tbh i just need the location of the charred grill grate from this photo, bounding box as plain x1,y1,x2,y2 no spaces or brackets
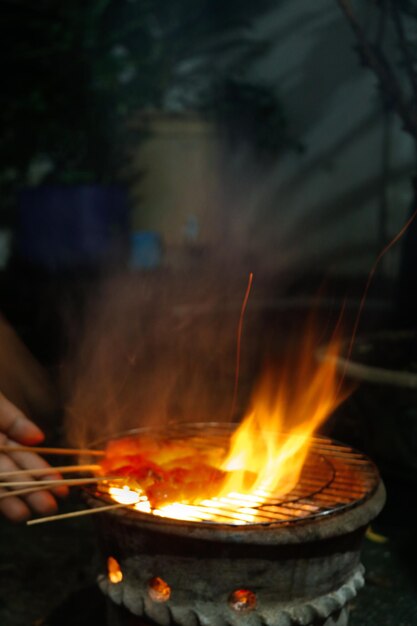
91,423,379,527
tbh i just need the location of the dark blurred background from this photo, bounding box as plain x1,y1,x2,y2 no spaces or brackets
0,1,417,624
0,0,416,362
0,0,415,352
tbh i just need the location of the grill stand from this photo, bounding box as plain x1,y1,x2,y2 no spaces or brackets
83,431,385,626
88,479,384,626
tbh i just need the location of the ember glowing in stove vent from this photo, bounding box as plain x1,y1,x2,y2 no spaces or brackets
228,589,257,612
107,556,123,584
147,577,171,602
96,333,347,524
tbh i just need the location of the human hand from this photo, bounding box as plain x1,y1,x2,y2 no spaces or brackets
0,391,68,522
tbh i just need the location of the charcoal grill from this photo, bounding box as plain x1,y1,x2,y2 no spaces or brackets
83,423,385,626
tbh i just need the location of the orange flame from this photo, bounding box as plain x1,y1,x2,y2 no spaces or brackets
219,333,344,498
106,330,346,523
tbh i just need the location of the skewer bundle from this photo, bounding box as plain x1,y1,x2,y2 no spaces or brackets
0,444,138,523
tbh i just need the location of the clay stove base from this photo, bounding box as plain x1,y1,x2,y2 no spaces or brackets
102,564,363,626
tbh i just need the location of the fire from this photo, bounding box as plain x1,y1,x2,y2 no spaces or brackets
108,485,143,505
219,334,343,498
107,556,123,583
101,332,345,524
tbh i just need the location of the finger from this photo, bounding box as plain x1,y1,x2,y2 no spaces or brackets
0,491,31,522
24,489,58,516
0,451,24,475
0,485,58,519
7,449,69,498
0,392,44,444
0,453,59,518
0,451,67,500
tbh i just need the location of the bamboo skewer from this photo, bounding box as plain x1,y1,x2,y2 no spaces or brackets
0,486,53,499
0,464,101,479
0,442,143,526
0,445,105,457
0,477,124,499
0,476,121,489
27,502,138,525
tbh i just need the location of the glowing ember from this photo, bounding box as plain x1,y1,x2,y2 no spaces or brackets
97,334,345,524
147,577,171,602
107,556,123,583
228,589,257,612
108,485,142,506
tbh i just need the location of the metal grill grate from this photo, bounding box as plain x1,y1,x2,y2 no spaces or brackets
94,423,380,527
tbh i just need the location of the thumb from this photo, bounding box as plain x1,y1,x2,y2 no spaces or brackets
0,391,45,444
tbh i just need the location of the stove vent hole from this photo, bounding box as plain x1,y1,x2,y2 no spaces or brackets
147,576,171,603
107,556,123,584
228,589,257,612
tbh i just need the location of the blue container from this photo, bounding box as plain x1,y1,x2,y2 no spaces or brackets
129,231,162,269
17,185,130,270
